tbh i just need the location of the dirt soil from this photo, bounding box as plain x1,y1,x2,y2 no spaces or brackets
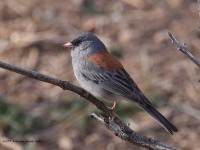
0,0,200,150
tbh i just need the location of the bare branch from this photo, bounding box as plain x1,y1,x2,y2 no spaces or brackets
167,32,200,68
0,60,178,150
91,113,178,150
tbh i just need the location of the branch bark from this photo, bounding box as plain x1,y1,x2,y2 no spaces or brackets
90,113,177,150
0,60,178,150
167,32,200,68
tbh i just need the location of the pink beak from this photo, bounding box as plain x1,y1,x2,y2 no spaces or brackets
63,42,73,48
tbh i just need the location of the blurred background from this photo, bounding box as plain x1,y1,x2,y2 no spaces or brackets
0,0,199,150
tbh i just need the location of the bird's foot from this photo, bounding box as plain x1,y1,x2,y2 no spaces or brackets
108,102,116,121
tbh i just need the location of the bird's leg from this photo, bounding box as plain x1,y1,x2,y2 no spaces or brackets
108,101,116,121
111,101,116,110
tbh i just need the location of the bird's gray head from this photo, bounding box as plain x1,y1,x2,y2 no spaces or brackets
64,32,107,58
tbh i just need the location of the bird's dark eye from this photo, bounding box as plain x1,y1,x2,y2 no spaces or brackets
73,39,82,46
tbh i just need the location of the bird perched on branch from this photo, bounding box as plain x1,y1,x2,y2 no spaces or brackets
64,32,177,134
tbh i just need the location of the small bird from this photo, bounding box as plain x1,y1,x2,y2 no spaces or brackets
64,32,177,134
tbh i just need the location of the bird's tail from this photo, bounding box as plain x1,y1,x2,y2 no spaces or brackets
140,103,178,134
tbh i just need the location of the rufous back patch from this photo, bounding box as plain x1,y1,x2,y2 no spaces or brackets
87,51,123,71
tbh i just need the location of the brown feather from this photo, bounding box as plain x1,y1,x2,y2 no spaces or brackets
87,51,123,71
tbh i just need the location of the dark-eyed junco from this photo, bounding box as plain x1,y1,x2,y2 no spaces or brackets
64,32,177,134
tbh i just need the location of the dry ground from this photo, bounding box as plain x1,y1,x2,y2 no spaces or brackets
0,0,200,150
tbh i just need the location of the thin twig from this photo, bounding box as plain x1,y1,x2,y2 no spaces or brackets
0,60,177,150
167,32,200,68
